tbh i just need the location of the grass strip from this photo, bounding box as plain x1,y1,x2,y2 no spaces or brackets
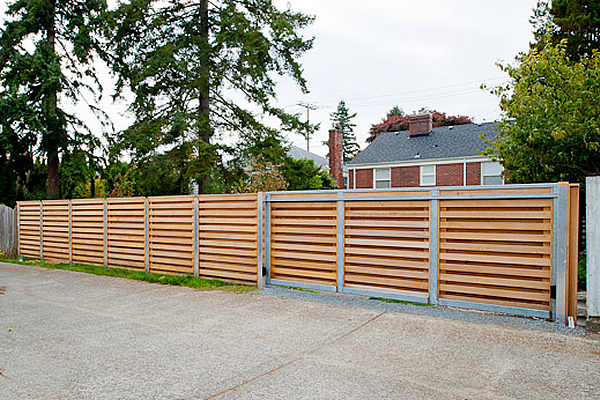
0,258,255,294
369,296,432,307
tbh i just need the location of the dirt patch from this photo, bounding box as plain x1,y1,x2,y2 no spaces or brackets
0,286,5,295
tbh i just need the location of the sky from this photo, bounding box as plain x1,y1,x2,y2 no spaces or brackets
0,0,540,159
272,0,540,157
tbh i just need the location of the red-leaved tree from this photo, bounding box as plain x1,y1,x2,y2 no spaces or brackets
367,110,473,143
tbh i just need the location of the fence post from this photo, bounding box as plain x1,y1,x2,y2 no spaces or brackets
257,192,264,288
39,201,43,262
193,196,199,278
68,201,73,265
336,191,345,292
145,198,149,274
587,176,600,329
429,189,439,305
554,183,569,324
265,193,271,283
104,200,108,269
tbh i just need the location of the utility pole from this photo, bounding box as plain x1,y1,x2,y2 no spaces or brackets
297,102,318,152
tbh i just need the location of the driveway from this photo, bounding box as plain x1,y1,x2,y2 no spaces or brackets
1,262,599,399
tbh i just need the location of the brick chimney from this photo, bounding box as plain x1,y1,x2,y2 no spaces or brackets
409,112,433,136
329,124,345,189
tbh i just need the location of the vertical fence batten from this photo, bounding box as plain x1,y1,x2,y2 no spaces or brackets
103,200,108,269
144,198,149,274
39,201,43,262
68,202,72,265
336,192,345,292
193,197,199,278
429,190,439,305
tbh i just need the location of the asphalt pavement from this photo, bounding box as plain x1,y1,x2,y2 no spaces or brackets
1,262,599,400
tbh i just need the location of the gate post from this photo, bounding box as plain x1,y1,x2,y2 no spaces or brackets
16,203,20,260
257,192,264,289
587,177,600,330
554,183,569,324
429,190,439,305
265,193,271,284
336,191,345,292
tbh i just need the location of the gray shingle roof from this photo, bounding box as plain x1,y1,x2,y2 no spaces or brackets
287,145,328,169
348,122,499,165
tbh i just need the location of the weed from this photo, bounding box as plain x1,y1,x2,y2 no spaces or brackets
278,285,319,294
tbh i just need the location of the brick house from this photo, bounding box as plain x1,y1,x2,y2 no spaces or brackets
346,113,503,189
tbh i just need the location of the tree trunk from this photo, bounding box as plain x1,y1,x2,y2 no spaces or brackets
198,0,211,194
44,0,60,199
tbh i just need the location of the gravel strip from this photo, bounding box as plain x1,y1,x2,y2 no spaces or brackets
257,285,587,335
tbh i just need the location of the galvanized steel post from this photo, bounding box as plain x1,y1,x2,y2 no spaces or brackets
193,197,199,278
39,201,43,262
429,190,439,305
103,200,108,269
555,183,569,325
257,193,264,288
265,193,271,283
145,198,149,274
336,191,345,292
68,201,73,265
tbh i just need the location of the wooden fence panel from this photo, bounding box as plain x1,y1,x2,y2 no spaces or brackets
270,200,338,287
72,199,105,267
41,200,70,263
107,197,146,271
198,194,258,284
343,200,430,296
149,196,194,275
438,198,553,311
18,202,41,259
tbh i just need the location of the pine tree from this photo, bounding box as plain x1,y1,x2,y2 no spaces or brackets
0,0,107,199
330,100,360,162
387,105,405,117
105,0,315,193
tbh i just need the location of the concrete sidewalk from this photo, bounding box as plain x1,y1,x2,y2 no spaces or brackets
1,262,599,400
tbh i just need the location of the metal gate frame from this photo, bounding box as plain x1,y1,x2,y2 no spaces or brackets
263,183,576,323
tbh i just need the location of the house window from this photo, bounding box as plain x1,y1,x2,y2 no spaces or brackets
374,168,390,188
420,165,435,186
481,162,503,185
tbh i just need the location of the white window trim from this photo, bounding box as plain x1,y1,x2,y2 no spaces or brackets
420,165,436,186
373,168,391,189
480,162,505,186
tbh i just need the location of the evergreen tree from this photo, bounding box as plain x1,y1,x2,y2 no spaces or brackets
387,105,405,117
330,100,360,161
105,0,315,193
0,0,107,199
532,0,600,60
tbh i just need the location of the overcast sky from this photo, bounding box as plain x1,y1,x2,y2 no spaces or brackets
274,0,539,157
0,0,540,159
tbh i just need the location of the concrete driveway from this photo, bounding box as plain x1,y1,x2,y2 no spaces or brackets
1,262,599,400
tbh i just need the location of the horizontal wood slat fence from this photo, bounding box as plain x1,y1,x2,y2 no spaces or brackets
16,183,578,324
17,194,260,285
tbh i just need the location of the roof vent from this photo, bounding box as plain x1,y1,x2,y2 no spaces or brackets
449,126,453,130
414,153,420,158
433,144,438,148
